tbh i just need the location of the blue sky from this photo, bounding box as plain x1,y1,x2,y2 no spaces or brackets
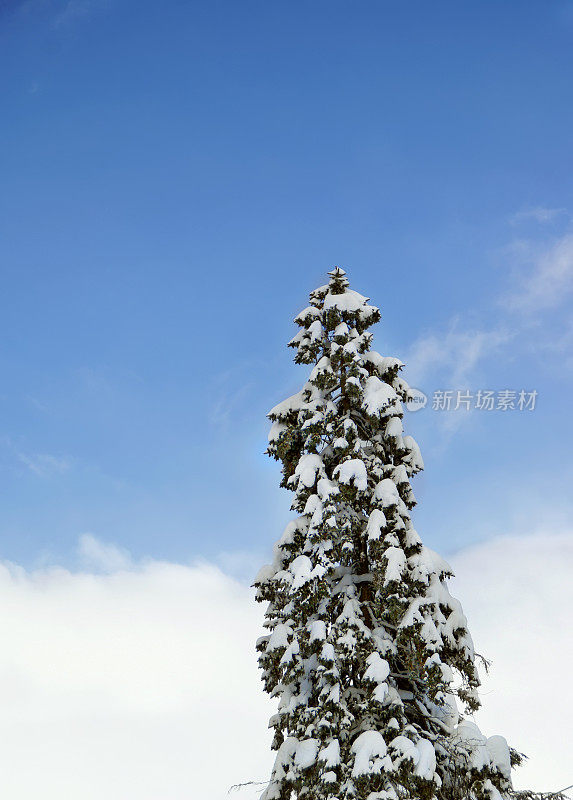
1,0,573,570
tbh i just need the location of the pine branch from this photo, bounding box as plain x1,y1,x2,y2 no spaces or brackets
512,786,572,800
475,651,492,673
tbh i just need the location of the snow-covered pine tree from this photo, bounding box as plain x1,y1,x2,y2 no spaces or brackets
254,268,550,800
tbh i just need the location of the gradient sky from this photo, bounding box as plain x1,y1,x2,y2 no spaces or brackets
1,0,573,571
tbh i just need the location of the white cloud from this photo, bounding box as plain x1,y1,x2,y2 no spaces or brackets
507,233,573,312
450,532,573,793
0,547,273,799
0,534,569,798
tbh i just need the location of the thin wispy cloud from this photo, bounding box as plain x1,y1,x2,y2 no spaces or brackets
209,382,252,429
52,0,108,29
535,317,573,368
6,0,107,29
404,322,512,436
208,361,261,429
506,233,573,312
77,533,132,572
402,213,573,436
510,206,566,226
18,452,71,477
406,320,510,390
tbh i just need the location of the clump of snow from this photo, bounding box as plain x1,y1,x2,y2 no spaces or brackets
320,642,335,663
364,652,390,684
288,555,326,589
308,620,326,641
482,780,504,800
389,735,418,767
267,623,292,650
453,721,489,770
294,305,321,325
254,563,275,584
373,479,400,508
267,420,286,443
366,509,387,540
289,555,312,589
317,477,338,500
387,735,436,779
295,454,323,488
383,546,407,584
333,322,349,338
403,434,424,471
373,683,388,703
414,739,436,779
486,735,511,780
268,391,304,419
323,289,369,313
318,739,341,768
303,494,321,515
362,377,398,417
306,320,323,342
364,653,390,703
385,417,403,438
294,738,319,769
279,639,299,665
334,459,368,491
351,730,389,776
363,351,404,375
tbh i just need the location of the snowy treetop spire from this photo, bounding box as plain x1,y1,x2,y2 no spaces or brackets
288,268,381,367
328,266,346,277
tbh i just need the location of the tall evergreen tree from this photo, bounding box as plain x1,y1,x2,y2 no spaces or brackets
255,269,560,800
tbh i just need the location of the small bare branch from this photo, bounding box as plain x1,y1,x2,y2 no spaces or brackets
228,780,269,794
